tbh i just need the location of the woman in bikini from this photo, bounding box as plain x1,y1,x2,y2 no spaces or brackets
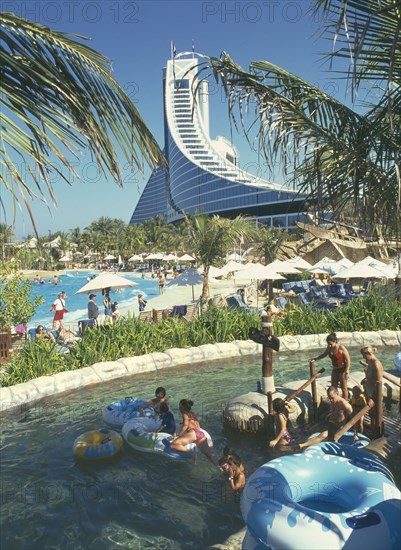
169,399,218,466
311,332,351,400
139,387,169,416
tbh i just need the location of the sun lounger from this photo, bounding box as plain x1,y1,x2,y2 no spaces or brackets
181,303,199,322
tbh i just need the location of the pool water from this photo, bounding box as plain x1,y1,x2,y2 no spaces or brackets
0,348,398,549
29,271,159,328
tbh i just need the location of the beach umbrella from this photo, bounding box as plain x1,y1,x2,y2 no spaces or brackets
207,266,226,278
221,260,246,274
166,268,203,301
333,263,388,280
179,254,196,262
286,256,312,270
104,254,117,261
59,254,73,262
128,254,143,262
145,252,164,260
235,265,285,281
74,272,138,294
233,265,285,308
266,260,300,274
163,253,178,261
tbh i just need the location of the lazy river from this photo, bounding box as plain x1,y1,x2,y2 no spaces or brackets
0,348,399,549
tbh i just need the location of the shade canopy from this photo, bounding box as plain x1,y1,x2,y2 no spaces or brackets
75,272,138,294
221,260,246,274
128,254,143,262
266,260,300,274
179,254,196,261
333,262,388,280
167,268,204,287
166,268,204,301
286,256,312,269
59,255,73,262
235,265,285,281
163,253,178,261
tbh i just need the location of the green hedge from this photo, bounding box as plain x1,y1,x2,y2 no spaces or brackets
2,286,400,386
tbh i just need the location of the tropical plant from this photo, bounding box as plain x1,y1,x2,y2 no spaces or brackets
183,214,257,304
0,259,44,329
205,0,400,240
254,226,289,265
0,12,164,233
2,286,400,386
0,223,14,260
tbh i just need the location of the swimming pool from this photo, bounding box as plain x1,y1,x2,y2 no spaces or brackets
1,348,398,549
29,271,159,328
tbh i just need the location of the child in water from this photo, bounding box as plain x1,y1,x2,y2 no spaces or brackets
219,447,246,492
155,402,176,435
269,398,296,448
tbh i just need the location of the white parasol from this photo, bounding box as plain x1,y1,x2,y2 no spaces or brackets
179,254,196,262
166,268,203,301
75,272,138,294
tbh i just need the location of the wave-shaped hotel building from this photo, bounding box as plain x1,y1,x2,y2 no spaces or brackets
130,52,306,228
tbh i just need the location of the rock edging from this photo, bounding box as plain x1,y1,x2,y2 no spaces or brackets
1,330,400,414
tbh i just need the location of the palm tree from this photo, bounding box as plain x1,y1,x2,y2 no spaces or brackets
1,12,164,233
254,226,288,265
184,214,257,304
205,0,400,239
0,223,14,260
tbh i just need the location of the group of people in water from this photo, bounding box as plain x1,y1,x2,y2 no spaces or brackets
269,333,384,451
137,386,246,491
137,332,384,494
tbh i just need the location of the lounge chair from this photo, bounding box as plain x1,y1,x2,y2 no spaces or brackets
138,311,153,323
226,295,260,313
181,303,199,323
26,327,73,353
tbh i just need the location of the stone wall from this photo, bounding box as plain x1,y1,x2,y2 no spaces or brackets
1,330,400,415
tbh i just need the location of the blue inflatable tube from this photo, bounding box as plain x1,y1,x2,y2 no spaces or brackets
102,398,153,430
241,445,401,549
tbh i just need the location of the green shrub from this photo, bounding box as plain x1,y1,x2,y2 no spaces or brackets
1,286,400,387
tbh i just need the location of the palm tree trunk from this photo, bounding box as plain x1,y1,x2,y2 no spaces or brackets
201,266,210,305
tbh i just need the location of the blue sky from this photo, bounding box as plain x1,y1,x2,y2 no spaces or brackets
2,0,346,238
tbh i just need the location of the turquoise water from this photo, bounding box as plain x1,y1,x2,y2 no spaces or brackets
0,348,398,549
29,271,159,328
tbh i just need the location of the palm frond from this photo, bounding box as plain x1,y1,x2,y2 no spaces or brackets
207,52,400,235
0,12,164,232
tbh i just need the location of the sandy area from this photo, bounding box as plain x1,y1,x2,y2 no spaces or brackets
21,269,68,281
21,269,242,318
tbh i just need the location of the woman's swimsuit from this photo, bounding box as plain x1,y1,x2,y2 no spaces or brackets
191,428,205,443
330,349,346,369
276,414,293,444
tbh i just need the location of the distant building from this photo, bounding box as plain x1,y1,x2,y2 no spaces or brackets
130,52,306,228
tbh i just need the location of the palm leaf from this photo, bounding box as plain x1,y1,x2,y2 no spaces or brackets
0,12,164,233
206,51,400,236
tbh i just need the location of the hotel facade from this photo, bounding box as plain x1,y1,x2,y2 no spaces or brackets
130,52,306,228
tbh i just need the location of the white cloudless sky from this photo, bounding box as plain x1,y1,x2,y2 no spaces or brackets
2,0,347,238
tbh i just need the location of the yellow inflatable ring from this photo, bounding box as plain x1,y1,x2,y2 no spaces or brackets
73,428,123,461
